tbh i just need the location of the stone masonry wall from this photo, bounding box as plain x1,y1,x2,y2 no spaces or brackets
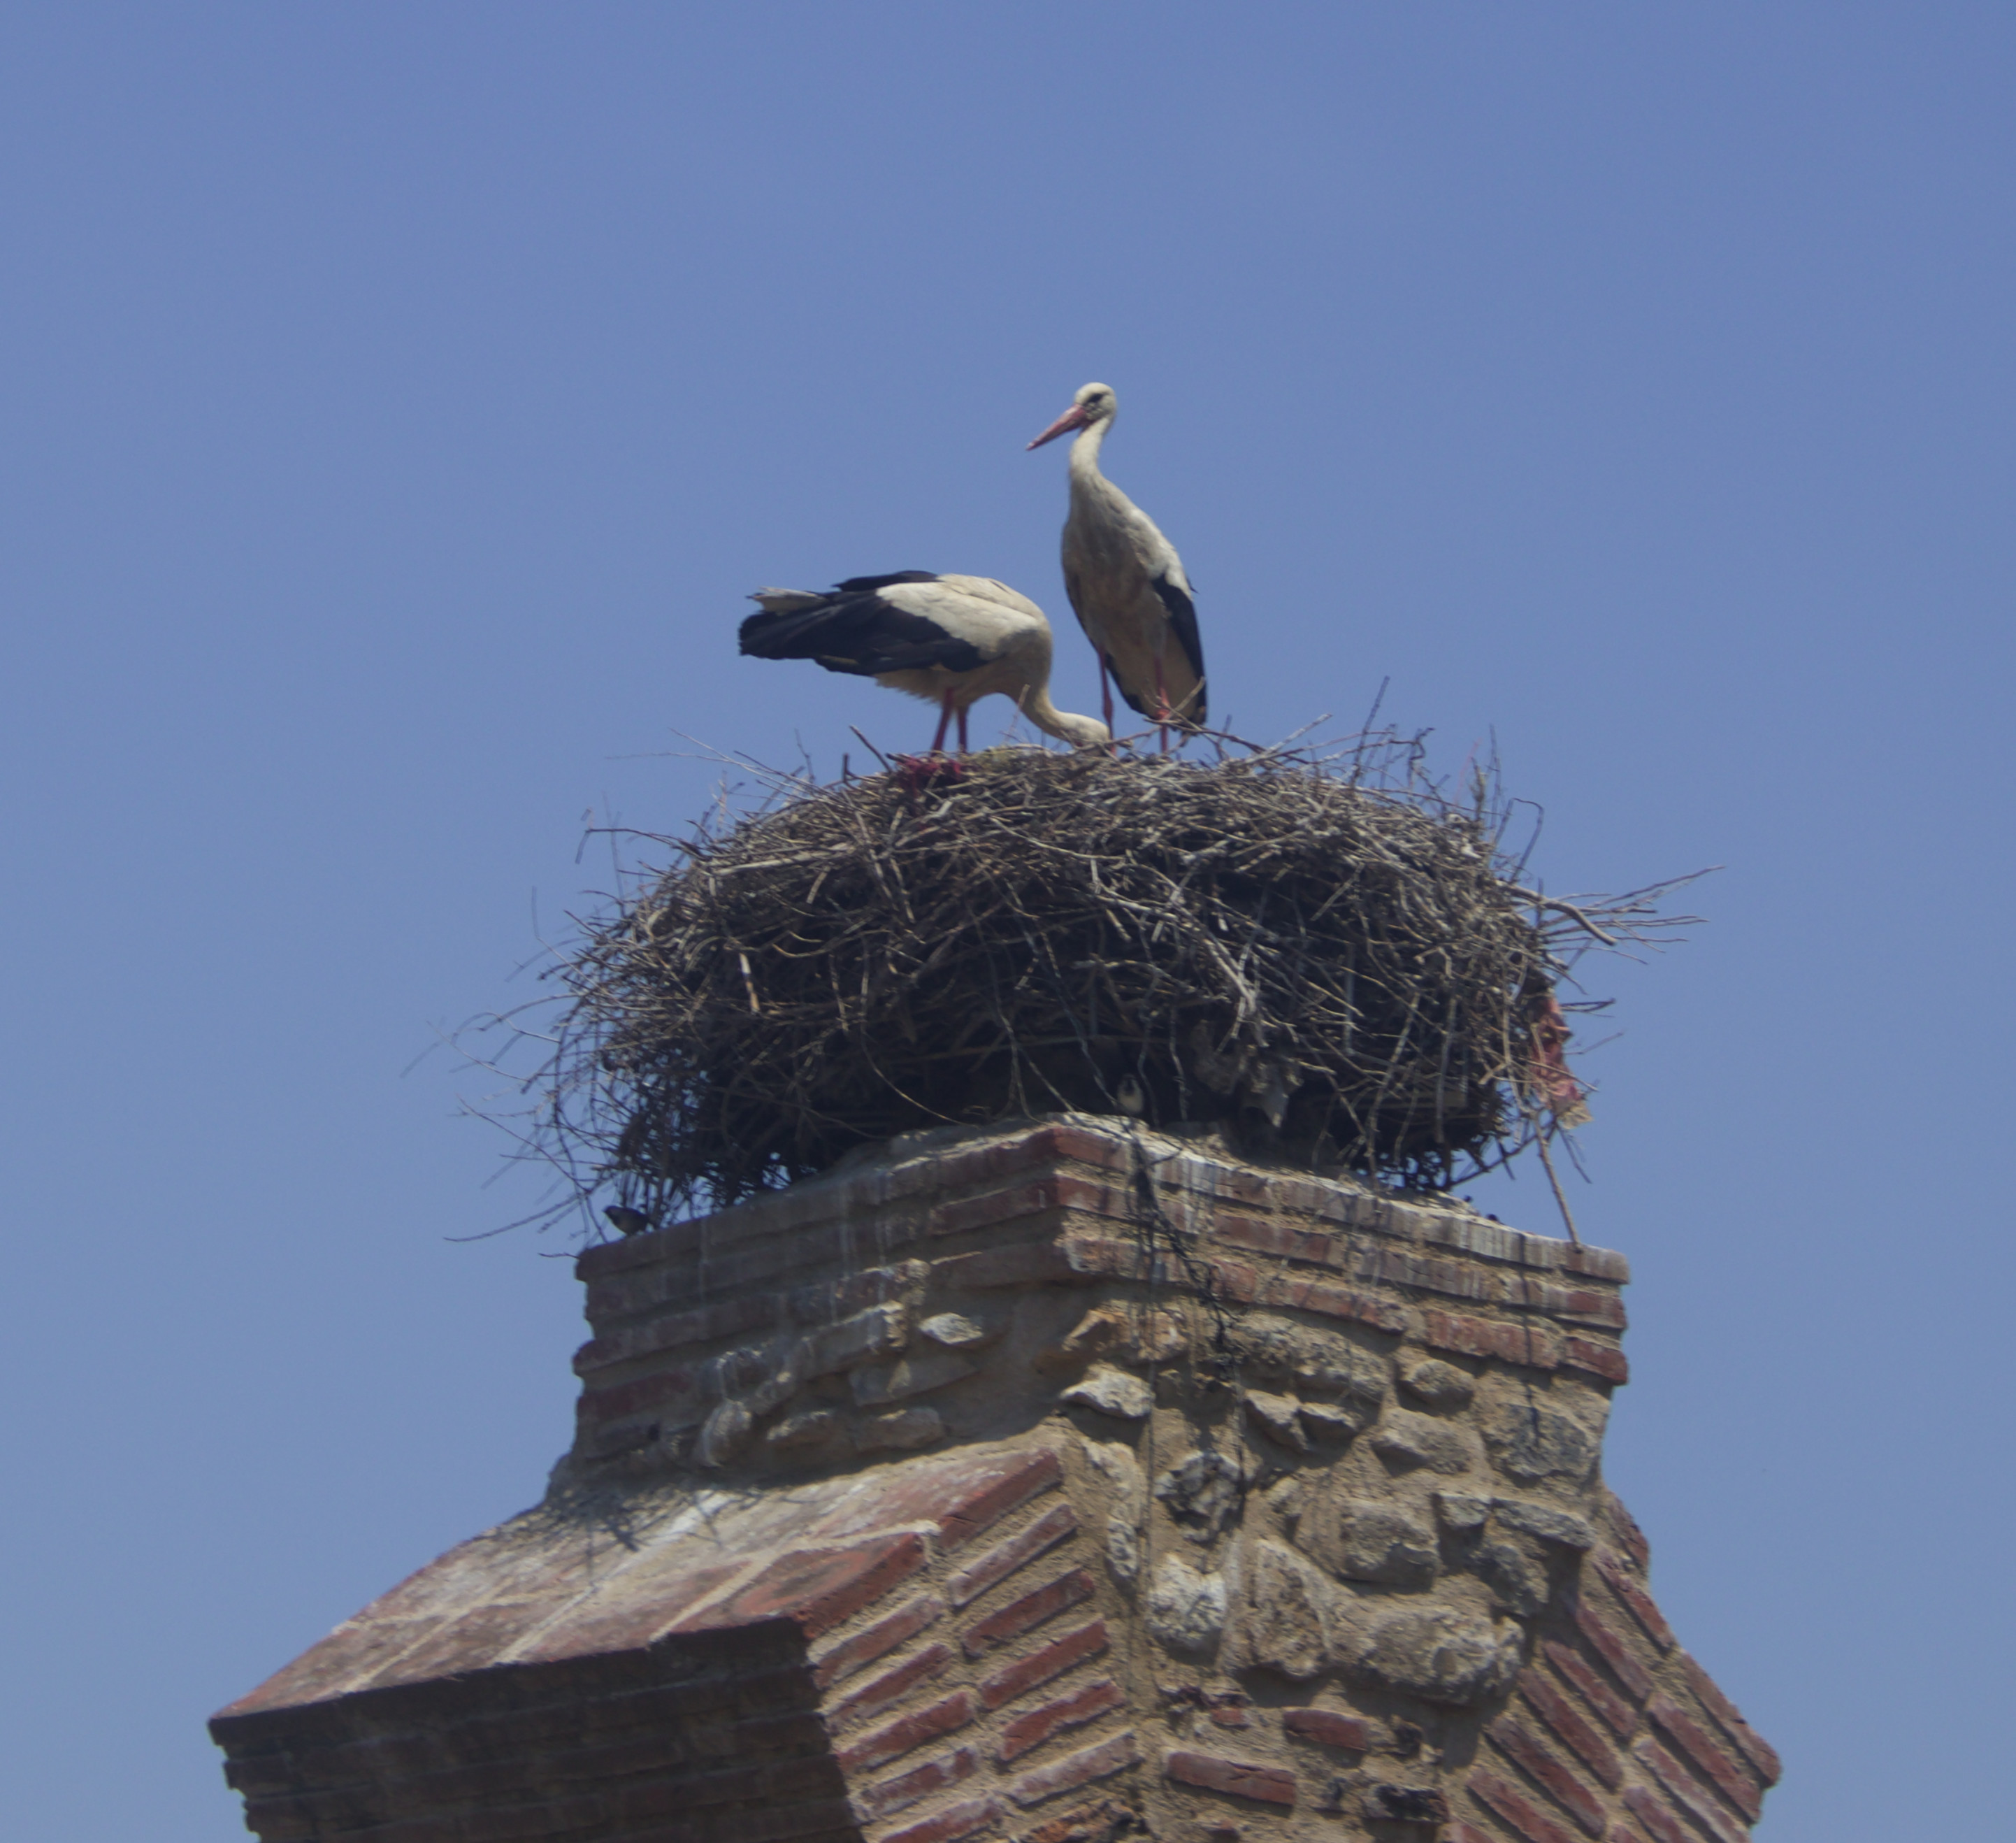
213,1116,1779,1843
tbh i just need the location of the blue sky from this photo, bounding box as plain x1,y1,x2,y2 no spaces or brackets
2,6,2010,1837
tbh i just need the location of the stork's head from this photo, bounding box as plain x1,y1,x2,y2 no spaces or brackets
1044,710,1113,751
1027,381,1116,450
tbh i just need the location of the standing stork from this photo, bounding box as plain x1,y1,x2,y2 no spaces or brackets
738,571,1109,756
1028,382,1206,747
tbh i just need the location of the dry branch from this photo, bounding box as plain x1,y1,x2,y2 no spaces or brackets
477,734,1693,1234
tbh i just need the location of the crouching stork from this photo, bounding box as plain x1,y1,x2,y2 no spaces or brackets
738,571,1111,758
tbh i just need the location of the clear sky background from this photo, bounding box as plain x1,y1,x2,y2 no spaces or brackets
2,6,2010,1837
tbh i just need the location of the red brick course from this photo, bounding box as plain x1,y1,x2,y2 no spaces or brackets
996,1677,1126,1763
672,1534,927,1640
1560,1338,1630,1385
1520,1670,1625,1788
1469,1766,1584,1843
960,1570,1095,1658
1164,1750,1298,1807
1018,1797,1134,1843
856,1744,983,1822
1592,1553,1675,1652
1647,1693,1762,1821
1568,1591,1657,1702
1488,1714,1609,1837
1630,1737,1745,1843
927,1240,1081,1292
1543,1639,1639,1742
867,1447,1063,1554
837,1689,981,1774
830,1643,955,1731
1679,1651,1781,1786
1281,1708,1379,1752
1256,1271,1411,1334
814,1596,949,1691
1004,1731,1139,1809
875,1793,1004,1843
1423,1308,1563,1372
978,1619,1109,1709
1620,1783,1690,1843
947,1503,1080,1607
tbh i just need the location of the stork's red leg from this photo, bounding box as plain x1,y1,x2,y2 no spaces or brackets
957,704,970,754
1155,655,1171,753
1099,657,1115,731
930,692,954,755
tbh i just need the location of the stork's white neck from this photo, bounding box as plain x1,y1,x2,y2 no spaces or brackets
1067,415,1114,487
1022,685,1107,751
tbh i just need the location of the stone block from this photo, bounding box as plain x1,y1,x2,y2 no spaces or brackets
1302,1497,1439,1588
1490,1497,1594,1549
1398,1355,1476,1410
858,1408,947,1454
1241,1389,1308,1451
1295,1401,1367,1444
1239,1541,1330,1680
1434,1491,1492,1531
1485,1403,1598,1485
1474,1539,1550,1619
917,1312,995,1348
798,1304,909,1379
766,1410,846,1456
1145,1556,1227,1656
850,1350,979,1407
1230,1317,1387,1402
1062,1365,1153,1421
1346,1602,1525,1706
1154,1450,1242,1541
1370,1408,1480,1475
1362,1784,1450,1826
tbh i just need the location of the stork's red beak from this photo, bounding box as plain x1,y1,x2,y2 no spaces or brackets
1026,403,1090,450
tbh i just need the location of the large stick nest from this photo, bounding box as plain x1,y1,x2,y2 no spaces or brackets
491,737,1685,1231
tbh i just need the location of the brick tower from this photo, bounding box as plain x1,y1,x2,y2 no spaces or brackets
211,1117,1778,1843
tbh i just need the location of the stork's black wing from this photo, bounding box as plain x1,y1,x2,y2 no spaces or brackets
739,580,985,677
1150,575,1207,724
833,571,941,593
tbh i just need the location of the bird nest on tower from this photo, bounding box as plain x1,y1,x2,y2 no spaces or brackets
504,736,1688,1230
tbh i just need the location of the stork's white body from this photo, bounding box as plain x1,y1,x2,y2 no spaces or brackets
858,575,1058,715
1030,384,1206,733
742,572,1108,754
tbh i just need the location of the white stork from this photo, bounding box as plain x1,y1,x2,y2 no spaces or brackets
1028,382,1206,747
738,571,1110,756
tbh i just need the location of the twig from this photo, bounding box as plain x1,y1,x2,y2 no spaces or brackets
1534,1129,1583,1245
